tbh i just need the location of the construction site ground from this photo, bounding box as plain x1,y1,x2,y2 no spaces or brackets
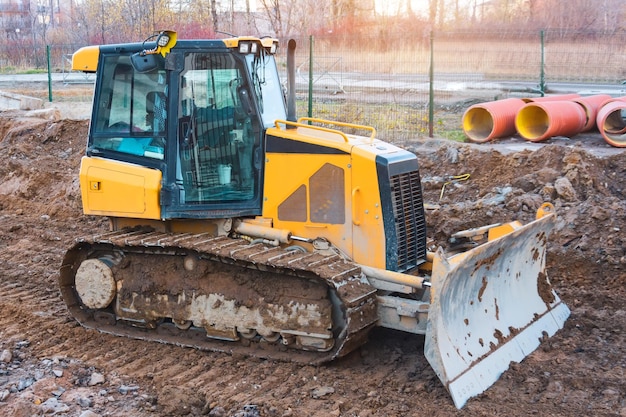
0,89,624,416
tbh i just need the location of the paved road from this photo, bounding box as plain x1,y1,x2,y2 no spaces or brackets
292,68,626,96
0,72,94,89
3,72,626,97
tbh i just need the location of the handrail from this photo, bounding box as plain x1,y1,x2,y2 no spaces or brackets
298,117,377,142
275,119,350,143
274,118,377,144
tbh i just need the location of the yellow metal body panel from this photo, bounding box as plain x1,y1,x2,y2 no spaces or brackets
487,221,522,241
223,36,278,49
348,144,386,269
263,126,387,269
72,45,99,72
80,157,161,219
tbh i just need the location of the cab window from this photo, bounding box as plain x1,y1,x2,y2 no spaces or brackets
176,52,259,204
91,55,166,160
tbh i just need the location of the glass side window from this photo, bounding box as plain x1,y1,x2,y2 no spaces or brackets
177,52,259,204
91,55,166,160
245,53,286,128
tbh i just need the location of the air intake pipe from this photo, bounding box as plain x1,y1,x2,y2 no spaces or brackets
286,39,297,123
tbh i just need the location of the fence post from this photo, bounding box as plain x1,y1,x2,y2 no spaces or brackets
428,30,434,138
46,45,52,102
539,30,546,97
308,35,314,118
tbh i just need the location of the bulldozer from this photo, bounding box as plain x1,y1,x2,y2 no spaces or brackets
62,31,570,408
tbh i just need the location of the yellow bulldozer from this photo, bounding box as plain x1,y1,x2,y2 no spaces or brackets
62,31,569,408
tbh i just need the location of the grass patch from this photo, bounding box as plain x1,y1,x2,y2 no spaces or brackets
0,67,49,75
22,69,48,74
295,98,466,144
0,66,17,74
439,129,467,142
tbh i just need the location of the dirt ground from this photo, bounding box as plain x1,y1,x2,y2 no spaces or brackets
0,96,624,417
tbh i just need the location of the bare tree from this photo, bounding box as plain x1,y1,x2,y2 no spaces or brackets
259,0,285,36
471,0,626,34
245,0,253,33
437,0,445,27
428,0,437,26
210,0,218,33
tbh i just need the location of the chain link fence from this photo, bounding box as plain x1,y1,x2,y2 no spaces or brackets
2,30,624,141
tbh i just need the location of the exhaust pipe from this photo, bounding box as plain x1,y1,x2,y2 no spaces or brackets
286,39,297,123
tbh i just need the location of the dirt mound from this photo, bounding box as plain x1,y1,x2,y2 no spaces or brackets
413,139,625,264
0,114,624,416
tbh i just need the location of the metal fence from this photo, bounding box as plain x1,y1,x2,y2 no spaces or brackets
277,30,626,141
3,30,624,141
0,42,81,69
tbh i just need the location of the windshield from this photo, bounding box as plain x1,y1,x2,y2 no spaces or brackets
245,52,286,128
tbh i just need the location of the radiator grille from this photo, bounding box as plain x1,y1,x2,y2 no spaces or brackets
390,170,427,272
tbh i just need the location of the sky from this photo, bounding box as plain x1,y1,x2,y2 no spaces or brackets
375,0,431,16
220,0,432,15
218,0,474,18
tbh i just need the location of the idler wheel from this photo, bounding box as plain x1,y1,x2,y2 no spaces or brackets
75,259,116,309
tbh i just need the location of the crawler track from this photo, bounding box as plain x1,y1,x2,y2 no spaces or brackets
59,229,379,364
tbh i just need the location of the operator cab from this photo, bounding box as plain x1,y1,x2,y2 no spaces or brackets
85,31,285,219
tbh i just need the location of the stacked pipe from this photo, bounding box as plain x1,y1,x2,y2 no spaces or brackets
462,93,626,147
595,97,626,147
462,98,526,143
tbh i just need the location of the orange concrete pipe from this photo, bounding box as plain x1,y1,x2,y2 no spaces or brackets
515,100,587,142
521,93,580,103
595,96,626,135
596,99,626,147
570,94,613,132
462,98,526,142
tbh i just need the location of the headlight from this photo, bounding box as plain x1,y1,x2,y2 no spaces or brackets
239,41,260,55
157,33,170,47
239,42,251,54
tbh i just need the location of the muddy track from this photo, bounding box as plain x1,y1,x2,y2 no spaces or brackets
59,230,378,365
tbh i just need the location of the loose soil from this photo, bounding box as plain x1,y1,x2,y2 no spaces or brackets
0,98,624,416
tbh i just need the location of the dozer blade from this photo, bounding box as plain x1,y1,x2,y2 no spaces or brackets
424,213,570,408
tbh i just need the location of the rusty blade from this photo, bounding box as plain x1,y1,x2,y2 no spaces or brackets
424,213,570,408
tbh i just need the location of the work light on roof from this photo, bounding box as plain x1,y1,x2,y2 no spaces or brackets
157,33,170,47
238,41,260,55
